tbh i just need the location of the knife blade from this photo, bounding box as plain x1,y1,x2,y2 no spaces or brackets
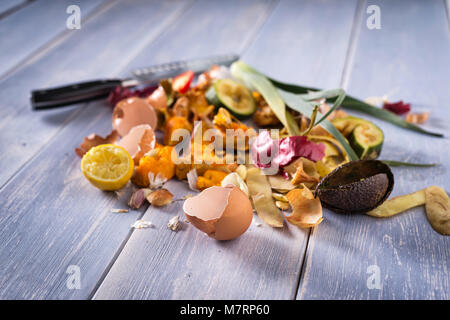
31,54,239,110
132,53,239,82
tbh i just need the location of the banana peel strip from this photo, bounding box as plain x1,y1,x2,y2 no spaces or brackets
285,186,323,228
246,167,284,227
267,175,295,192
425,186,450,235
367,186,450,236
367,189,426,218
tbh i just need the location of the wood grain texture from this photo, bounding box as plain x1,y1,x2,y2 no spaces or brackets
0,0,27,17
0,0,106,78
0,0,190,189
93,0,359,300
0,0,193,299
0,0,279,301
243,0,360,89
298,0,450,300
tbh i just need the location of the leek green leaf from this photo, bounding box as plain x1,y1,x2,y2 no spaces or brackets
299,88,346,126
231,61,359,160
279,89,359,161
230,61,300,135
382,160,436,167
270,78,443,137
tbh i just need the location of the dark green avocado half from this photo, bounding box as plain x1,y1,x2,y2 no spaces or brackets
314,160,394,214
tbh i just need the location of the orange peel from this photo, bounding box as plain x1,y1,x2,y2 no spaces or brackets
133,146,175,188
285,186,323,228
196,170,228,190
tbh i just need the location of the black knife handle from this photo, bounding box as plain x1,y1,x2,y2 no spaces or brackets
31,79,123,110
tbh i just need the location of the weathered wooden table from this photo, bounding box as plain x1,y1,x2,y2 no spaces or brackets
0,0,448,300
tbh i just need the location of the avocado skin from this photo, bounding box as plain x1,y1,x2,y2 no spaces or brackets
315,160,394,214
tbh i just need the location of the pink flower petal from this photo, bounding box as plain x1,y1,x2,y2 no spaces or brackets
251,132,325,169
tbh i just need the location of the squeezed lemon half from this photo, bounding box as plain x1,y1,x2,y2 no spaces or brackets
81,144,134,191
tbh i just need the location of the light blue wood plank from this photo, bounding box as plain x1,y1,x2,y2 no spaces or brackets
0,0,187,188
0,0,193,299
0,0,106,78
243,0,360,89
94,0,359,300
298,0,450,300
0,0,26,16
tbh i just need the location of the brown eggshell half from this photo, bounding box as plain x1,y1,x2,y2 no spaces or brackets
116,124,155,163
112,97,157,137
183,185,253,240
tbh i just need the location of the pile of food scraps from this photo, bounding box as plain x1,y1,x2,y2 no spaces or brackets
77,61,449,239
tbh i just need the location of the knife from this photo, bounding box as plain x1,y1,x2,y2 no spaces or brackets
31,53,239,110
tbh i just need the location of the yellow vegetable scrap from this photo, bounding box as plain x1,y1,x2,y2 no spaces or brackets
171,95,190,117
285,186,323,228
174,139,238,180
299,116,329,136
284,157,321,186
188,90,215,118
213,108,256,150
267,175,295,192
175,162,191,180
252,91,281,127
425,186,450,235
235,164,247,180
164,116,193,146
246,167,284,228
272,192,288,202
221,172,249,196
367,186,449,236
315,160,332,178
275,201,290,211
367,189,426,218
176,161,237,181
133,146,175,188
196,170,228,190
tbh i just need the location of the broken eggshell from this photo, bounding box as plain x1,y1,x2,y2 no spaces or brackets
75,130,119,157
183,185,253,240
146,85,167,111
112,97,158,137
116,124,156,163
315,160,394,214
